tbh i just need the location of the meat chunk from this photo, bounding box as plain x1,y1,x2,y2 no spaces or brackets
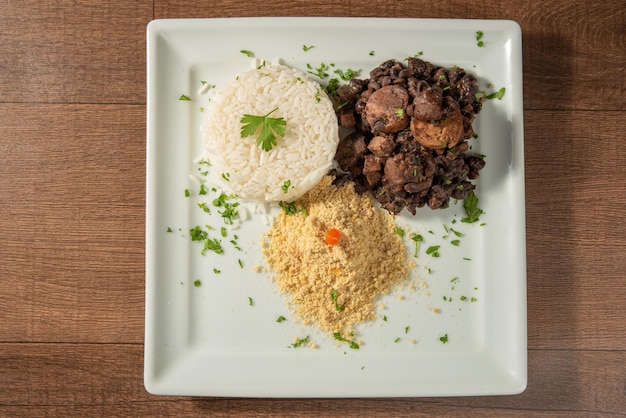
362,154,383,187
334,132,368,175
411,85,444,121
363,85,410,134
367,135,395,157
410,98,464,149
338,107,356,128
383,154,411,193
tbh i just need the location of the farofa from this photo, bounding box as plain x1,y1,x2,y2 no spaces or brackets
263,175,409,337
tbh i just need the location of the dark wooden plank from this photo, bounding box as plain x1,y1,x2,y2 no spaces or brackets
0,104,145,343
154,0,626,111
0,1,152,104
524,110,626,350
1,344,624,415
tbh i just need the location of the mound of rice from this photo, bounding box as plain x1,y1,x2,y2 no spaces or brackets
203,61,340,202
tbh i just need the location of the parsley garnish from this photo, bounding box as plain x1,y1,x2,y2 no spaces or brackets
439,333,449,344
394,226,405,237
279,201,307,215
302,44,314,51
194,279,201,287
486,87,506,100
476,30,485,47
281,180,291,194
240,49,253,57
324,77,340,96
426,245,440,257
330,289,345,311
333,332,360,349
333,68,361,81
461,191,483,223
411,233,423,257
248,297,254,306
178,94,191,101
240,107,286,152
276,315,287,323
290,335,310,348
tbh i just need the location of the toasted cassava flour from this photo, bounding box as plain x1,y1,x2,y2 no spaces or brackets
263,176,409,337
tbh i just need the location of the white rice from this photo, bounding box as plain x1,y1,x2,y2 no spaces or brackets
203,61,339,202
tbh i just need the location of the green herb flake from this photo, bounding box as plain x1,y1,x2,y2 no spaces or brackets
405,326,410,334
439,334,449,344
486,87,506,100
333,332,359,349
461,191,483,223
450,239,460,246
394,108,405,118
166,227,173,233
238,259,243,268
178,94,191,101
302,44,314,51
460,296,467,301
476,30,485,47
330,289,345,311
240,49,253,57
394,226,405,237
324,77,340,96
190,226,208,242
201,238,224,255
240,107,286,152
220,227,227,238
213,268,221,274
248,297,254,306
369,50,375,56
334,68,361,81
426,245,440,257
410,233,423,257
184,188,190,197
194,279,202,287
471,297,477,302
394,337,401,343
290,335,310,348
276,315,287,323
279,200,307,216
199,184,207,195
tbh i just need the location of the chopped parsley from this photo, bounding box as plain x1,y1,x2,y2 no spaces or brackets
193,279,201,287
184,188,190,197
330,289,345,311
276,315,287,323
248,297,254,306
394,226,405,237
290,335,310,348
306,62,331,79
450,239,460,246
178,94,191,101
212,193,240,225
240,49,253,57
439,334,449,344
324,77,341,96
461,191,483,223
201,238,223,255
279,200,307,215
369,50,375,56
240,107,286,152
166,227,173,233
302,44,314,51
426,245,440,257
333,332,359,349
333,68,361,81
411,233,424,257
476,30,485,47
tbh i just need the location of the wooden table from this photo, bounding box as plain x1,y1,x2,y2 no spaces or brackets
1,1,624,416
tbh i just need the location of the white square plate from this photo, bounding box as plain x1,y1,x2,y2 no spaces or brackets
145,17,526,397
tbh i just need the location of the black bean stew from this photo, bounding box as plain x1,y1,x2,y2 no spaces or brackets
330,58,486,215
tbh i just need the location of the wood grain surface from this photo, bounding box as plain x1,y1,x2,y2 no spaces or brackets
1,0,624,416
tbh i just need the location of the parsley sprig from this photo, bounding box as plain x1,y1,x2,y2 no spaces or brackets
461,191,483,223
240,107,286,152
